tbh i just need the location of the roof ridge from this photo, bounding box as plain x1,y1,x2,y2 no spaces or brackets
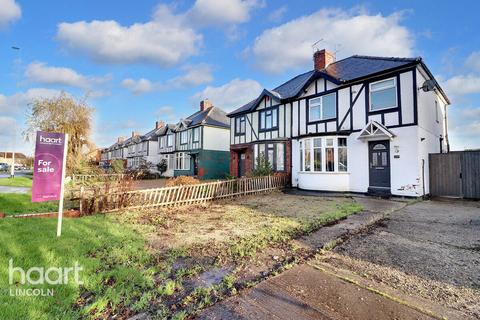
351,55,421,62
273,69,315,91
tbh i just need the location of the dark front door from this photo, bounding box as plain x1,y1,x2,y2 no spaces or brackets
193,155,198,175
369,140,391,193
238,152,246,177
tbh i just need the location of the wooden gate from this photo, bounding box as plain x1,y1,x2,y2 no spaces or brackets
429,151,480,199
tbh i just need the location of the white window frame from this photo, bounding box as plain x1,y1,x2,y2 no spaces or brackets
180,131,188,145
192,127,200,142
300,136,348,173
159,136,164,148
308,92,337,122
369,77,398,111
175,152,190,170
167,134,173,147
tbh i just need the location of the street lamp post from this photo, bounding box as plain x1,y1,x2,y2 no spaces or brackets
10,46,20,179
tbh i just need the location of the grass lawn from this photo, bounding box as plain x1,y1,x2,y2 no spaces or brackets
0,193,58,215
0,191,362,319
0,176,33,187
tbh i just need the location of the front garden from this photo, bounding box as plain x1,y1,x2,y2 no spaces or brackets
0,189,361,319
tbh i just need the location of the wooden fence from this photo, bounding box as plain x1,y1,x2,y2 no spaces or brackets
80,175,289,214
429,151,480,199
72,173,125,183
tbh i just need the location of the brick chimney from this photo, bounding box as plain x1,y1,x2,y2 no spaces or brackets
117,136,125,144
155,120,165,129
313,49,335,71
131,131,140,138
200,99,213,111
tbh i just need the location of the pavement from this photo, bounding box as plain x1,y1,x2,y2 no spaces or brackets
0,186,29,194
199,198,479,320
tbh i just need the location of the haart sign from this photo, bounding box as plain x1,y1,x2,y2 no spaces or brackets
32,131,67,202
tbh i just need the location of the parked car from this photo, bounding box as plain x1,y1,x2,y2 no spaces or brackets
0,163,8,171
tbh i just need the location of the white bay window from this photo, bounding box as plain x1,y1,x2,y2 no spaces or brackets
300,137,348,173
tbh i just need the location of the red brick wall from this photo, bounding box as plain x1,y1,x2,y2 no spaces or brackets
230,141,291,178
230,145,254,177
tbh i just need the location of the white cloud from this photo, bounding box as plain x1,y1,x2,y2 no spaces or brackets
465,51,480,72
449,107,480,150
0,116,16,136
192,78,262,111
0,0,21,27
122,64,213,95
443,75,480,97
0,88,62,115
155,106,177,122
246,8,414,74
121,78,154,95
268,5,287,23
25,62,110,92
186,0,263,26
56,5,202,66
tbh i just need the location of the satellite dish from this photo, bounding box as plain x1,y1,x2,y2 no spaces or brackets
421,80,436,92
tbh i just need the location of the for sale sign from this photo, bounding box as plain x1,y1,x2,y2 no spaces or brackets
31,131,67,202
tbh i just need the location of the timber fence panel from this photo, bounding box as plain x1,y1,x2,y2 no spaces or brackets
82,175,289,213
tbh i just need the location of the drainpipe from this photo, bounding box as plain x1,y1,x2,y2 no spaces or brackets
422,159,426,198
444,104,450,153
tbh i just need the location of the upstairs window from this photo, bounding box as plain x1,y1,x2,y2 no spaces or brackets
192,127,200,142
370,78,397,111
309,92,336,122
259,108,278,131
180,131,188,145
167,134,173,147
235,116,246,135
159,136,164,148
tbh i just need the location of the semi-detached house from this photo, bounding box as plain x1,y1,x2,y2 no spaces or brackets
228,49,450,197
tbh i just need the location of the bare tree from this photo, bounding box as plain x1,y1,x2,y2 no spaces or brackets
24,92,95,174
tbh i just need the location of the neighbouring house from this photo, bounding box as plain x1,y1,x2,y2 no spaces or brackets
156,123,177,177
228,49,450,197
171,99,230,179
99,99,231,179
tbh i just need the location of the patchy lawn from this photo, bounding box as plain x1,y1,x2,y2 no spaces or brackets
0,191,362,319
0,193,58,215
0,176,32,187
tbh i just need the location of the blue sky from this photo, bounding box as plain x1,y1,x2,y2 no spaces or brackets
1,0,479,155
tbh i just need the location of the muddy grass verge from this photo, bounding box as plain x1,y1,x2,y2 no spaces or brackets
74,192,362,319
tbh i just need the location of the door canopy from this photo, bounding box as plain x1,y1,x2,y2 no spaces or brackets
358,121,395,141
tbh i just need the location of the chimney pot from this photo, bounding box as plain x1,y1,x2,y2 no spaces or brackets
156,120,165,129
200,99,213,111
313,49,335,71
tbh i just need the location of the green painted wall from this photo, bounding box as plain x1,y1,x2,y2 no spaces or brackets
174,150,230,179
198,149,230,179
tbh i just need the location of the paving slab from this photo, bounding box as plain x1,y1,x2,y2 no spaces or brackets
200,264,434,320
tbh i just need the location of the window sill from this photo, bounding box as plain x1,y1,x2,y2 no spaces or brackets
298,171,349,175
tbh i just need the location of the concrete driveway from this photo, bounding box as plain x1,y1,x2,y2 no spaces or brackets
200,199,480,320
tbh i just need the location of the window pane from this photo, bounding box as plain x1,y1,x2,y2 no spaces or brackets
276,143,284,171
272,109,277,127
326,138,334,147
338,148,347,172
241,118,245,133
310,105,321,121
313,138,322,148
326,147,335,172
267,149,274,168
266,113,272,129
300,141,304,171
314,147,322,171
322,93,336,119
371,79,394,91
371,87,396,110
304,139,311,171
261,114,265,129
